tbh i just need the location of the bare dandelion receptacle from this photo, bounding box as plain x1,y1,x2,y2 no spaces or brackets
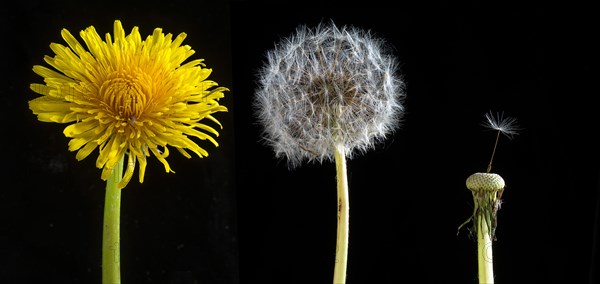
459,111,521,284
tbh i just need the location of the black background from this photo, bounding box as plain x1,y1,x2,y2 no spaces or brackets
1,0,597,283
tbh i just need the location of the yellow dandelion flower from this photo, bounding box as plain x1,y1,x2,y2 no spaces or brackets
29,20,228,189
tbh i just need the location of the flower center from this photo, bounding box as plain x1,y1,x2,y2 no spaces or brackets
113,76,143,118
100,69,153,129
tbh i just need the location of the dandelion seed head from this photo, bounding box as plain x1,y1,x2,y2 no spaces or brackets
254,21,405,167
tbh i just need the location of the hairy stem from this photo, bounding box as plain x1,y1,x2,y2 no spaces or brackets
102,154,124,284
333,142,349,284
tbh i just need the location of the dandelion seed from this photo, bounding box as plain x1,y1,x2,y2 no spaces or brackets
482,111,521,140
482,111,520,173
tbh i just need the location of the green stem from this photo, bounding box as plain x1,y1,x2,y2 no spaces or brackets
333,143,349,284
102,154,124,284
477,215,494,284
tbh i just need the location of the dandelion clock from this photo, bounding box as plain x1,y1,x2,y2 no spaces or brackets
254,20,405,283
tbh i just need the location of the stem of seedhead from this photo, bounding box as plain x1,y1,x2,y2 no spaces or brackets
333,142,349,284
477,213,494,283
464,172,505,284
102,154,124,284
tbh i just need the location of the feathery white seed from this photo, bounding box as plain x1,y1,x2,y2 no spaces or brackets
482,111,521,139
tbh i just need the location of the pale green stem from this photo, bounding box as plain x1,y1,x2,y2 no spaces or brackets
102,154,124,284
333,142,349,284
477,215,494,284
464,173,503,284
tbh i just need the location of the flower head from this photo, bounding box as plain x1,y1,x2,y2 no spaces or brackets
29,20,228,188
254,21,405,167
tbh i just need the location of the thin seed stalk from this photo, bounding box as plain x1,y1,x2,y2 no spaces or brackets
333,142,349,284
102,154,124,284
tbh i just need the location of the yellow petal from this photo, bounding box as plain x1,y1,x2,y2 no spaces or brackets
176,147,192,159
61,28,86,58
150,147,172,173
64,120,99,137
32,65,72,82
68,130,99,151
137,151,147,183
118,153,135,189
75,142,99,161
28,96,71,112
